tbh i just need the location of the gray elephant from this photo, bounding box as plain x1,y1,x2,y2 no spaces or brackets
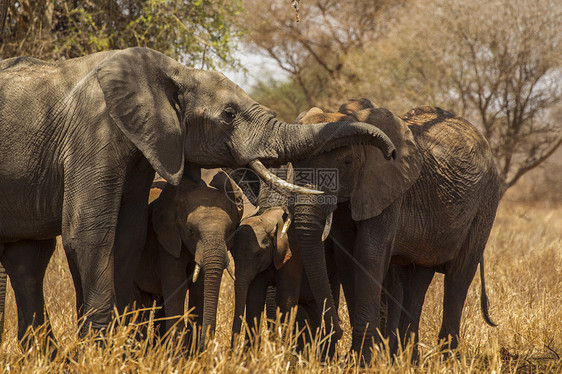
132,170,243,349
230,165,342,352
0,47,396,347
289,99,500,363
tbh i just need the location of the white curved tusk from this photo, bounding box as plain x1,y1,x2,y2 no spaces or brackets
321,211,333,242
192,264,201,283
280,214,293,238
249,160,324,195
226,263,236,281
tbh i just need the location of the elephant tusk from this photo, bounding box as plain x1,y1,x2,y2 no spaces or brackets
322,211,333,242
280,214,292,238
192,264,201,283
249,160,324,195
226,263,236,281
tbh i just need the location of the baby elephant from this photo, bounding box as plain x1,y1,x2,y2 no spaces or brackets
133,171,244,349
231,207,340,347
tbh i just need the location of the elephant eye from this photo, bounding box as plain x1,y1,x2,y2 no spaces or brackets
222,107,237,123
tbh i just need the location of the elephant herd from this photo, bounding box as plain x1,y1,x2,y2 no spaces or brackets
0,47,500,364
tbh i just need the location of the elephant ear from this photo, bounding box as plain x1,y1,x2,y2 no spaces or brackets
269,209,292,270
350,108,422,221
297,107,353,125
151,186,182,258
210,171,245,222
295,107,324,123
96,47,185,186
338,98,376,115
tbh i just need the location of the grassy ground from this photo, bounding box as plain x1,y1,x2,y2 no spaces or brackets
0,198,560,373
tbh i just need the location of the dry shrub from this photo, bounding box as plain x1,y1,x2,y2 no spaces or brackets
1,199,561,372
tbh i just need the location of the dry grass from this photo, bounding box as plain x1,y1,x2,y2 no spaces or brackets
1,199,561,373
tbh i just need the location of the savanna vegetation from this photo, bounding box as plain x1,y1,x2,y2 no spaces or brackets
1,0,561,372
0,182,560,372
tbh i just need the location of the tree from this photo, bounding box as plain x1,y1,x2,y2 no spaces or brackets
0,0,242,69
364,0,562,195
239,0,406,117
245,0,561,195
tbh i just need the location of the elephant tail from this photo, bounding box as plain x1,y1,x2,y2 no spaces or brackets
0,263,7,343
479,256,497,327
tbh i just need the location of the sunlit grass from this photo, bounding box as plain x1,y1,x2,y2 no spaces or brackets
1,199,561,372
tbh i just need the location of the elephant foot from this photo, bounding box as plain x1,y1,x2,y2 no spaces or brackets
19,324,58,361
350,334,375,366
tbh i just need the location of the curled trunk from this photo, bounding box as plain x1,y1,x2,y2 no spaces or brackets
264,118,396,166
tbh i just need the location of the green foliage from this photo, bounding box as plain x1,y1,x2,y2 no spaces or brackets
0,0,242,69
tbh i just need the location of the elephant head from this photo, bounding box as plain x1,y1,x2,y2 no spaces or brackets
288,99,422,343
95,47,396,191
230,207,291,337
150,171,244,347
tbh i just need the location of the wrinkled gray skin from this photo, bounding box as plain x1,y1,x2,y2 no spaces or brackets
231,207,341,350
291,100,500,363
0,48,395,347
132,171,243,350
230,167,341,352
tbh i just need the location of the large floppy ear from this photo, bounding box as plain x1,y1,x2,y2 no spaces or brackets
151,186,182,258
210,171,245,222
268,209,292,270
297,107,353,125
96,47,185,186
350,108,422,221
295,107,324,123
338,98,376,114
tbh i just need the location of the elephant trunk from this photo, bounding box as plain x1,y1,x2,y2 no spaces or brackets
199,264,223,350
260,118,396,166
293,202,342,342
196,237,228,351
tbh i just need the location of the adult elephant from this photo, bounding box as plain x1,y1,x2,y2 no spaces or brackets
290,99,500,363
132,171,243,350
0,48,396,345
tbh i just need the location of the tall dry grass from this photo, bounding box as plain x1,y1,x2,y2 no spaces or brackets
1,198,561,373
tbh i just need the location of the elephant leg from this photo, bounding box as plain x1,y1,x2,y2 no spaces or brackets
265,285,277,330
61,170,128,337
352,202,401,364
0,238,56,350
113,171,153,313
439,206,495,351
244,273,268,345
380,264,404,348
159,248,190,333
64,252,84,322
275,251,302,317
395,265,434,358
294,297,318,354
438,266,478,351
331,209,356,326
187,271,204,351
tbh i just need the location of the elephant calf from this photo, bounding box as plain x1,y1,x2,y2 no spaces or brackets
132,170,244,349
231,206,341,351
